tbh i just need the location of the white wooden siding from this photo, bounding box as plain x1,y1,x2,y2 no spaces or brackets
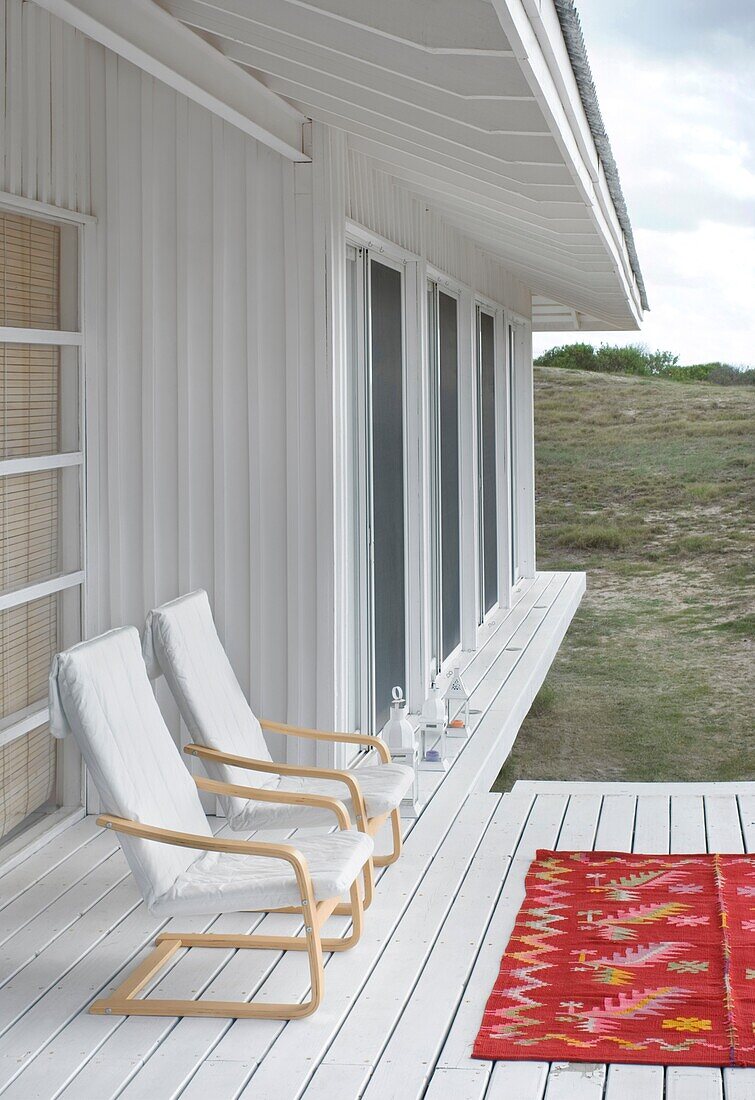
0,0,323,768
346,147,532,318
0,0,541,777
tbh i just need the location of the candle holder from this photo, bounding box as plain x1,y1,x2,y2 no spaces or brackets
445,665,471,739
419,675,449,771
381,685,422,817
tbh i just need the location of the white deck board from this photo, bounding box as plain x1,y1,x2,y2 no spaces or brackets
604,1064,664,1100
1,574,751,1100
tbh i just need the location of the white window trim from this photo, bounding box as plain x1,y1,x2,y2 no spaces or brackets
0,328,82,345
0,189,96,833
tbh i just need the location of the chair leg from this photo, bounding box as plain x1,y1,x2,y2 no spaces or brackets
321,879,364,952
373,807,402,867
89,905,334,1020
333,854,374,915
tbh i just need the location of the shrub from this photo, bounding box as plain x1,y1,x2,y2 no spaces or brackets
536,343,598,372
534,344,754,385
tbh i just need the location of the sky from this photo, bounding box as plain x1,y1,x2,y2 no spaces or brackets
533,0,755,367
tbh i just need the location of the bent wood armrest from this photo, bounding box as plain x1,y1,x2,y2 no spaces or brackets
184,744,370,828
96,814,309,872
258,719,391,764
193,775,351,830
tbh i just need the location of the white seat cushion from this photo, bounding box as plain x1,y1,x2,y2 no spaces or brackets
151,830,374,917
227,763,414,830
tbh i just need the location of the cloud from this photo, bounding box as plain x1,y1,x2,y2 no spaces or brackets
578,0,755,67
595,47,755,232
535,1,755,365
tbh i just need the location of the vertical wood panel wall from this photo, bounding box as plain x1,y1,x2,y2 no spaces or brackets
346,148,532,318
0,0,318,767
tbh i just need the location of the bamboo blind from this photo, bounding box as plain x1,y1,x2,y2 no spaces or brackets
0,213,60,328
0,344,61,459
0,724,56,839
0,597,59,721
0,472,60,589
0,213,63,842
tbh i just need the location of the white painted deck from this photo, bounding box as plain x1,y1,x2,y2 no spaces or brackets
9,572,753,1099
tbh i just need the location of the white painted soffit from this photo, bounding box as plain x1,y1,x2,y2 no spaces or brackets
160,0,643,330
532,296,618,332
490,0,643,324
32,0,310,162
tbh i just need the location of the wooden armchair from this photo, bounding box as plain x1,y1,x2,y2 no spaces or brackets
49,627,373,1020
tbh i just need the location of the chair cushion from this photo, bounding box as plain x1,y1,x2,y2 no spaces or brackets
143,591,278,817
49,628,211,909
226,762,414,831
151,830,374,917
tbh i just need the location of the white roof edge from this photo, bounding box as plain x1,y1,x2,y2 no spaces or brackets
550,0,648,312
490,0,646,323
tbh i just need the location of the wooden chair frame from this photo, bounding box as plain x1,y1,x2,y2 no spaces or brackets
184,719,403,883
90,808,367,1020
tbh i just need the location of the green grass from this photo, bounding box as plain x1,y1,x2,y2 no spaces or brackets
493,366,755,790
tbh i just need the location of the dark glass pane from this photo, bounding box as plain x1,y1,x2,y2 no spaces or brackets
370,260,405,729
439,291,460,659
480,311,498,613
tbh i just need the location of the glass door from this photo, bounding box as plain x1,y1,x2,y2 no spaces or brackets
347,245,408,734
427,281,461,668
477,307,498,619
368,255,407,730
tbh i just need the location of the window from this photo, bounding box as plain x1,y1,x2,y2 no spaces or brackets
0,207,84,847
427,281,461,666
477,307,497,619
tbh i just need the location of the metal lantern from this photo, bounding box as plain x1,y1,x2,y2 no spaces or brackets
445,664,470,738
381,685,422,817
419,676,449,771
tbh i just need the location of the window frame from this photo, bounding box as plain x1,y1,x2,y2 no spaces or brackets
0,191,95,855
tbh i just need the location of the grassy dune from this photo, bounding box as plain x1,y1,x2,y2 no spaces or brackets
494,366,755,789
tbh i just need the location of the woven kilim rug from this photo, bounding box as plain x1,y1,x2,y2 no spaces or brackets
473,850,755,1066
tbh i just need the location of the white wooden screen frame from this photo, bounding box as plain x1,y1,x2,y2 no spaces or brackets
0,191,96,860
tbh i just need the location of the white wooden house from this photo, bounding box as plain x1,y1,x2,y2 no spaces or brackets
19,8,755,1099
0,0,647,853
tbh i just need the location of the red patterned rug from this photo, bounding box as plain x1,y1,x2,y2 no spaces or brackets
474,850,755,1066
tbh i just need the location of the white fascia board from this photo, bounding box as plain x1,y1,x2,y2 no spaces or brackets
33,0,309,162
521,0,639,300
490,0,642,326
